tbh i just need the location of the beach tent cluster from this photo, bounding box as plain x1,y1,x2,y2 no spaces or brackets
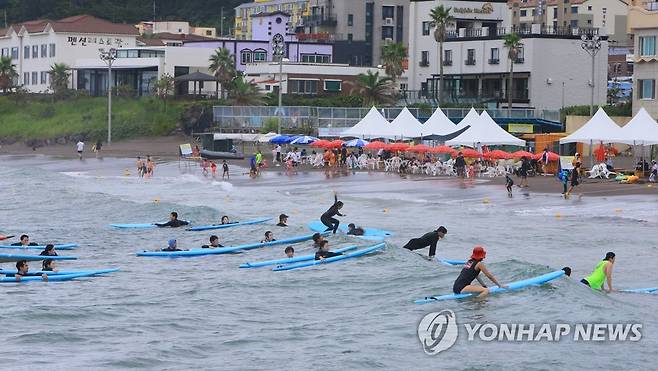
560,107,658,146
339,107,526,148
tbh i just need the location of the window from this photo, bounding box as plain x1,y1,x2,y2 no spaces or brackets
206,30,212,36
40,71,47,84
41,44,47,58
602,7,607,13
466,49,476,65
422,21,431,36
24,46,29,59
515,47,525,63
32,72,38,85
301,54,330,63
324,80,342,92
23,72,29,85
588,5,592,11
532,9,536,16
520,10,527,17
570,19,578,28
289,79,318,94
444,49,452,65
0,48,7,57
348,14,353,26
382,6,394,19
253,49,267,62
571,6,578,14
382,26,394,40
32,45,38,58
639,36,656,56
420,50,429,66
49,43,55,57
553,8,557,18
587,19,592,25
240,49,252,64
639,79,656,99
347,33,353,42
11,47,18,59
489,48,499,64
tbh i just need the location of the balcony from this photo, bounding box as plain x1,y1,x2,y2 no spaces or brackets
419,60,429,67
443,60,453,66
303,15,338,27
465,59,476,65
444,25,601,40
488,58,500,64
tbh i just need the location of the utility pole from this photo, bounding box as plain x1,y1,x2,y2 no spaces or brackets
4,10,7,29
220,7,224,37
100,48,117,145
580,34,602,116
153,0,156,22
273,34,285,134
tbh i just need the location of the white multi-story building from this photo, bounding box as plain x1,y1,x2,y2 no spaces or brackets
628,0,658,118
407,0,608,111
0,15,139,93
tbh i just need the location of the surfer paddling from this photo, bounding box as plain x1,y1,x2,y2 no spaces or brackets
581,252,616,292
155,212,189,228
452,246,506,297
402,226,447,260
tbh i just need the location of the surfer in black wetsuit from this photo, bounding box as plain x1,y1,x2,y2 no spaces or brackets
402,226,447,260
285,246,295,258
12,260,48,281
156,212,189,228
452,246,506,297
314,240,343,260
11,234,39,246
39,244,58,256
321,192,345,234
346,223,365,236
42,259,57,272
261,231,276,243
312,233,326,248
276,214,289,227
201,235,224,249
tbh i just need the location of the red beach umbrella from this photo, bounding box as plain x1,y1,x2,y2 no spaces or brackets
485,150,513,160
460,148,482,158
512,150,534,159
431,145,457,154
310,139,330,148
408,144,431,153
387,142,410,152
364,140,387,150
327,140,345,149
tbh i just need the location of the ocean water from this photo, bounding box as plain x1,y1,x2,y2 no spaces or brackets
0,155,656,370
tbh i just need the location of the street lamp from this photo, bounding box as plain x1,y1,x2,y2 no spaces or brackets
99,48,117,144
580,34,602,116
272,34,285,134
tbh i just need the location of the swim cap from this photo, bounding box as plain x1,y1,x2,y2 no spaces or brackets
471,245,486,260
168,239,176,248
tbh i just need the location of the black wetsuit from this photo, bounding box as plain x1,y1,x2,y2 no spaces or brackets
11,242,38,246
453,259,482,294
39,250,58,256
161,247,182,251
155,220,189,228
571,165,581,187
347,227,365,236
321,195,343,233
403,231,440,257
505,175,514,193
201,244,224,249
315,250,343,260
276,222,287,227
454,156,466,176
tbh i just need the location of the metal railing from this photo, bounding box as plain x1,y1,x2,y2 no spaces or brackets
212,105,561,131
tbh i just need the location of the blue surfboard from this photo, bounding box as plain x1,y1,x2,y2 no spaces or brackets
621,287,658,294
272,243,385,271
415,268,570,304
0,270,118,283
0,254,77,263
186,217,271,231
307,221,393,241
136,232,327,258
438,259,467,266
0,268,119,276
239,245,358,268
111,221,191,229
0,243,78,250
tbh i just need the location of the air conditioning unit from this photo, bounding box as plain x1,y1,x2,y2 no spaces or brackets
384,18,394,26
384,37,393,43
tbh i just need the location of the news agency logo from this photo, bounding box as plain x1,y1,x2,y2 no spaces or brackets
418,311,643,355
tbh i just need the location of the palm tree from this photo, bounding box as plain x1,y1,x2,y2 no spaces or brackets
503,32,523,114
48,63,71,99
0,56,18,94
381,42,406,82
228,75,263,105
209,48,236,99
353,70,396,107
430,5,453,103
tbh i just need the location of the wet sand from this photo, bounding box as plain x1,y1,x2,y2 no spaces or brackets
1,136,655,197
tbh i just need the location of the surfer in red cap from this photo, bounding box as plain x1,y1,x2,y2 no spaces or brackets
452,246,507,297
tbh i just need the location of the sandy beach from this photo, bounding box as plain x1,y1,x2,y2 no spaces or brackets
1,135,655,197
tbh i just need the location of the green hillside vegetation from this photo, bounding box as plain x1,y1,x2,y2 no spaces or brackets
0,96,183,142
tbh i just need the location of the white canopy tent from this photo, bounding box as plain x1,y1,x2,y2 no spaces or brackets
559,107,623,144
454,107,481,130
340,106,393,139
445,110,526,147
615,107,658,145
388,107,425,138
422,107,458,135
